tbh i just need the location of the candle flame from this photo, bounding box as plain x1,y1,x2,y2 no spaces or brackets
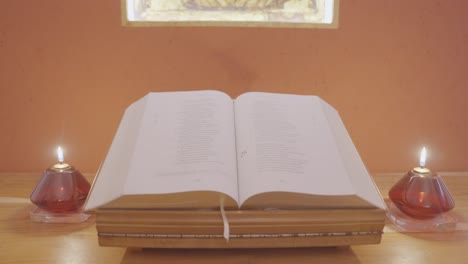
57,146,64,163
419,147,427,167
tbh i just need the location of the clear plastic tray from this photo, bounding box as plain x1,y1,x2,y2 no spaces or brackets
385,199,459,232
29,206,90,223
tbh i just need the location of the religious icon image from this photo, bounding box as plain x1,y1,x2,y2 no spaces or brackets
126,0,335,27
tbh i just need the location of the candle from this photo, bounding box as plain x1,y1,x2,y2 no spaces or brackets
30,146,91,213
388,147,455,219
52,146,71,170
412,147,430,174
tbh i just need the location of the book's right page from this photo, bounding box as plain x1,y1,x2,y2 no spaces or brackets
234,92,384,209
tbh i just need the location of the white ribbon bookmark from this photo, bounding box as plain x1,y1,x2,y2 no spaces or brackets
220,203,230,241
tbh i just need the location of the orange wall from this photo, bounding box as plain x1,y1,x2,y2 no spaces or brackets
1,0,467,173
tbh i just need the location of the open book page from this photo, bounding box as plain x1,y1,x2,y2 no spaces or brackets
234,92,357,208
85,95,148,211
86,91,239,209
319,100,386,209
125,91,239,207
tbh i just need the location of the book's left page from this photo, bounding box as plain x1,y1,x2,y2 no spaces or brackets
84,95,147,211
85,90,239,210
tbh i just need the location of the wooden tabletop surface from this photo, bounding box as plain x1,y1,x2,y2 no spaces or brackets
1,173,467,264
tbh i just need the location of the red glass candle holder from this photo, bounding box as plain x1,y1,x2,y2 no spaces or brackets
388,168,455,219
30,163,91,223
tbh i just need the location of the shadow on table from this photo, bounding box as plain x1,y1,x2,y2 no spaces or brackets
121,246,361,264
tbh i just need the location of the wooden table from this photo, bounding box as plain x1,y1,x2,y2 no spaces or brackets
1,173,467,264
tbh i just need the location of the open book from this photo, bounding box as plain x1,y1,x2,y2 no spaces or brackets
85,91,385,211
